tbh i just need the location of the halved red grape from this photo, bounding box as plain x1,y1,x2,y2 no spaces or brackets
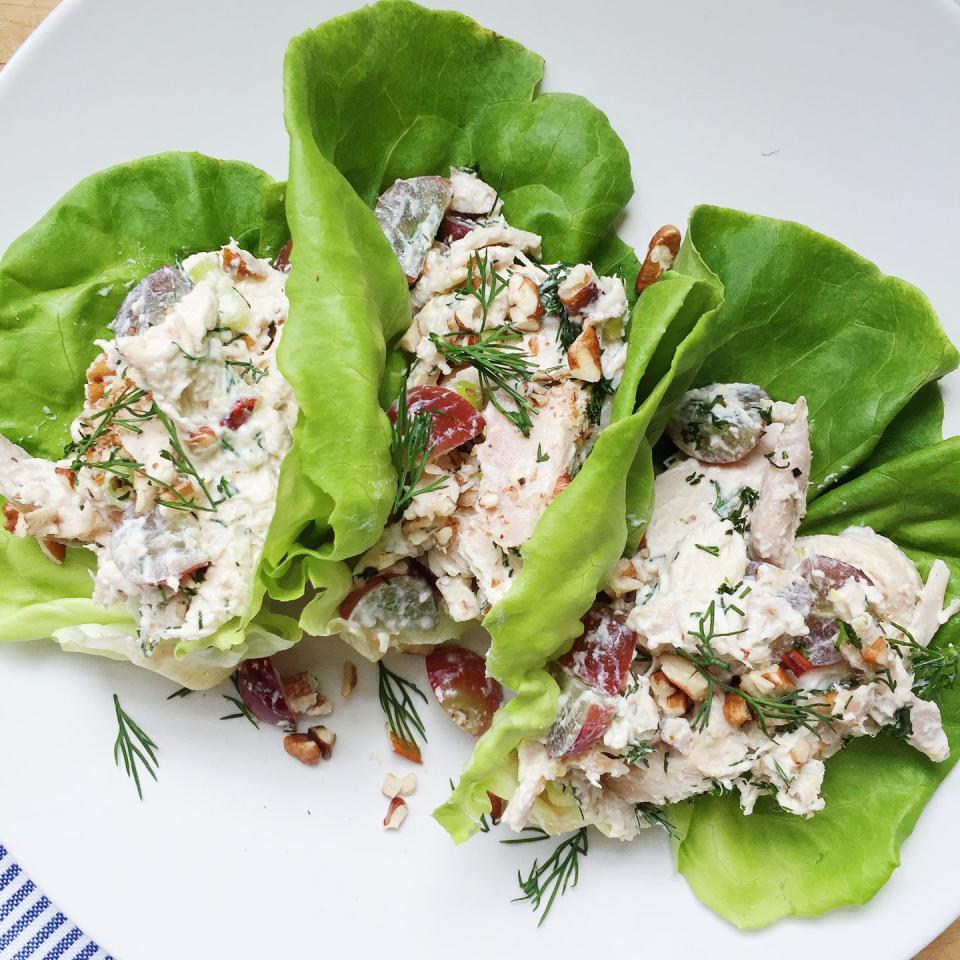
340,571,398,620
112,512,207,589
111,265,192,337
803,615,844,666
667,383,771,464
544,671,616,758
426,645,503,738
342,574,439,635
440,215,477,243
236,657,297,727
375,176,452,283
389,385,485,457
799,555,873,613
556,605,638,696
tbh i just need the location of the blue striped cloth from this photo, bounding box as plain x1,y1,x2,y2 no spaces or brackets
0,846,111,959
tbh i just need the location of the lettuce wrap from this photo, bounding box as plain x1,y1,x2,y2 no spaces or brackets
280,0,661,641
0,151,315,687
437,205,960,927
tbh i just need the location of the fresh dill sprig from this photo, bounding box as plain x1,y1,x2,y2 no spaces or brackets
456,248,508,329
695,544,720,557
225,359,268,384
68,386,222,514
166,686,192,700
378,660,428,757
586,377,613,425
538,263,582,351
504,827,588,926
678,601,830,736
65,385,148,467
153,405,221,511
888,622,960,702
625,741,656,766
389,377,448,518
635,802,677,838
711,484,759,536
430,326,538,436
113,693,159,800
220,694,259,727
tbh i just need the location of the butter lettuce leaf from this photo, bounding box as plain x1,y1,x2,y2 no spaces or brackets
675,439,960,928
682,205,959,495
854,380,945,476
0,152,286,460
0,152,299,686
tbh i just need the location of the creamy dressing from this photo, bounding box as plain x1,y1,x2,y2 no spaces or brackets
0,244,296,653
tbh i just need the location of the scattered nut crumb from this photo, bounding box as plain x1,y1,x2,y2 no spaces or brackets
383,796,408,830
307,725,336,759
382,772,417,798
283,671,332,717
382,773,403,798
284,733,321,766
341,661,358,698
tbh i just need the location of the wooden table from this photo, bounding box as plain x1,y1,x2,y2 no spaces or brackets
0,1,957,956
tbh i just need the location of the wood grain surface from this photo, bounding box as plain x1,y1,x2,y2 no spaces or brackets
0,0,956,957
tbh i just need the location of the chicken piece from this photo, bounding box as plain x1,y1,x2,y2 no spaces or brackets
0,435,107,542
503,739,566,831
794,527,923,628
472,382,586,549
910,558,960,647
741,397,810,565
449,166,499,216
568,772,642,841
611,700,752,806
908,699,950,762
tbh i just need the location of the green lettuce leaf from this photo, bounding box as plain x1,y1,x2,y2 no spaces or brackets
681,205,959,494
675,439,960,928
854,380,945,476
0,152,299,686
0,152,286,459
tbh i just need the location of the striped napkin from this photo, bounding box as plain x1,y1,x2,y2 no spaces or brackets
0,845,111,959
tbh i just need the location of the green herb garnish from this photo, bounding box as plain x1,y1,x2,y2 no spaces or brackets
456,248,508,329
635,802,677,838
586,377,613,425
378,660,428,757
220,694,259,727
679,601,830,736
430,326,538,435
113,693,159,800
503,827,588,926
389,376,448,518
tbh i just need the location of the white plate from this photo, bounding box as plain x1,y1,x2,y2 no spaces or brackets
2,1,959,957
